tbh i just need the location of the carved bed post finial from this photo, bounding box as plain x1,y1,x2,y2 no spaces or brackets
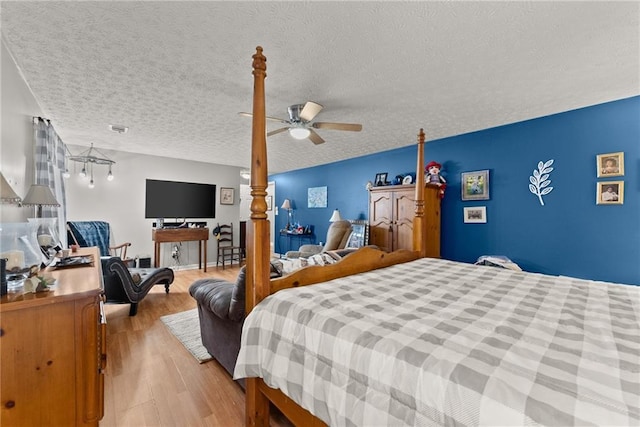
252,46,267,76
413,128,426,257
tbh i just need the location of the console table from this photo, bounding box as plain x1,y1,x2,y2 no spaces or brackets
152,227,209,271
278,230,315,254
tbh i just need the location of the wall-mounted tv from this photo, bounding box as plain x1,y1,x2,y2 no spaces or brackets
145,179,216,219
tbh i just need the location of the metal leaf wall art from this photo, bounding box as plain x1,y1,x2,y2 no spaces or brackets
529,159,554,206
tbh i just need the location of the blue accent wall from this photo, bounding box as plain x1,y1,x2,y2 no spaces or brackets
270,96,640,285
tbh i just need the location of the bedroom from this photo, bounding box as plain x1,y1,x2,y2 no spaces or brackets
2,2,638,286
3,1,637,426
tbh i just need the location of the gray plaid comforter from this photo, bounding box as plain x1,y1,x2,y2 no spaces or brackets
234,258,640,426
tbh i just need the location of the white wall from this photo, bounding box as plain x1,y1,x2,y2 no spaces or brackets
2,36,249,270
65,146,243,268
240,182,276,254
0,38,43,223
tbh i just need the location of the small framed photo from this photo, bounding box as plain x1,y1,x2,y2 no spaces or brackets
463,206,487,223
461,170,490,200
266,195,273,211
597,152,624,177
374,172,388,186
596,181,624,205
220,187,234,205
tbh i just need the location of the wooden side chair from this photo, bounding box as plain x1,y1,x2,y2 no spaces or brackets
215,224,244,269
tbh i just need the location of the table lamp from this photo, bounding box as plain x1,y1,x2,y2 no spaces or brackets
22,184,60,217
281,199,293,230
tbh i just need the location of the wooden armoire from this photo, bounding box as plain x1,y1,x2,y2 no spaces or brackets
368,184,441,257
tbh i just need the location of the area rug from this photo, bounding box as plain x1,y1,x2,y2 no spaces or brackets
160,308,213,363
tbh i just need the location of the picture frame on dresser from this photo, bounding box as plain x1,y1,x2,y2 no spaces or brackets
374,172,388,187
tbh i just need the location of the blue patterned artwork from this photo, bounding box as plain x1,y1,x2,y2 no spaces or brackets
308,186,327,208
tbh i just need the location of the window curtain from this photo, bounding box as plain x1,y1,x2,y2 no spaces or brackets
33,117,67,246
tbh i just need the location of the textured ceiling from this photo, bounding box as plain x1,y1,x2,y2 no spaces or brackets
2,1,638,173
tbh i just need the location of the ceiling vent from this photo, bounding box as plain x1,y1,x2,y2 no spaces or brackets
109,124,129,134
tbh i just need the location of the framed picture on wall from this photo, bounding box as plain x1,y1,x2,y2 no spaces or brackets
597,152,624,177
463,206,487,223
220,187,234,205
461,170,490,200
596,181,624,205
308,186,327,208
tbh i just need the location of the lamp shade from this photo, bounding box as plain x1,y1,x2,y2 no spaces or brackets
329,209,342,222
22,185,60,207
281,199,292,210
0,172,21,204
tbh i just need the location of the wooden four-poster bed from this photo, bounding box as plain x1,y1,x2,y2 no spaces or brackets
235,47,639,427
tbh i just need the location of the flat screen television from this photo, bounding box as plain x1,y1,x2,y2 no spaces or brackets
145,179,216,219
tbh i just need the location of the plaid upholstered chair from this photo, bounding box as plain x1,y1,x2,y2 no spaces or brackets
67,221,133,266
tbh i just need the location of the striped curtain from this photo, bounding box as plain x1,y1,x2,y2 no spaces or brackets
33,117,67,246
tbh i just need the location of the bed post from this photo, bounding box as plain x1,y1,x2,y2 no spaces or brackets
246,46,270,427
413,128,426,257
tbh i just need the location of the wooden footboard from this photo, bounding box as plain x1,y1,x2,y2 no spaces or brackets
270,247,419,294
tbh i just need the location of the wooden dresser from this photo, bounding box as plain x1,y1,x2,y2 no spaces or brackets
0,247,105,426
369,184,441,257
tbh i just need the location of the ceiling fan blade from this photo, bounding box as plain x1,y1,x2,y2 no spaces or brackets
267,127,289,137
299,101,323,122
238,112,289,123
308,129,325,145
312,122,363,132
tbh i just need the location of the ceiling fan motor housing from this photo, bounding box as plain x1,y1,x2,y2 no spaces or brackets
287,104,305,122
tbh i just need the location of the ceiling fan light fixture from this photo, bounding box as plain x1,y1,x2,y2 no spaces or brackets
289,127,310,140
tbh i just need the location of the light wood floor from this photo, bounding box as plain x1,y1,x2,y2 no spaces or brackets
101,265,290,427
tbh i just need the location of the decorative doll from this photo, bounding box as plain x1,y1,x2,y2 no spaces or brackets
425,160,447,198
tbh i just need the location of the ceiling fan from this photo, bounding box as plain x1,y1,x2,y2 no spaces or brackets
239,101,362,145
